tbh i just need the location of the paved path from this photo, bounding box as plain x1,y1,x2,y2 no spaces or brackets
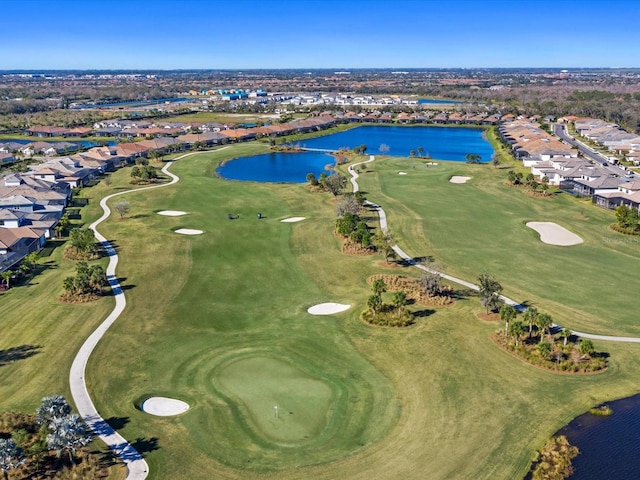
347,156,640,344
69,151,206,479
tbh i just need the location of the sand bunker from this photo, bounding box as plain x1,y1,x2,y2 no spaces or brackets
141,397,189,416
174,228,203,235
157,210,187,216
398,172,408,175
307,303,351,315
281,217,306,223
526,222,583,246
450,176,471,184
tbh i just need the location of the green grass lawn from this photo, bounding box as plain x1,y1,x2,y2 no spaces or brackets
6,143,640,480
355,155,640,336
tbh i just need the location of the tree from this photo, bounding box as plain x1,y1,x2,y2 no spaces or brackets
477,272,503,314
417,146,424,157
540,176,549,195
46,414,93,464
500,304,518,336
537,340,553,360
336,194,360,217
367,294,382,314
420,270,443,297
615,204,639,230
524,306,539,337
373,230,396,264
306,172,319,186
113,200,131,219
536,313,553,343
509,320,526,347
491,154,501,169
0,270,13,289
0,438,24,480
579,338,595,356
67,228,97,259
22,252,39,272
359,144,368,155
372,278,387,297
392,291,408,318
379,143,390,154
321,173,347,197
465,153,481,164
560,328,572,347
409,150,416,157
36,395,72,426
531,435,579,480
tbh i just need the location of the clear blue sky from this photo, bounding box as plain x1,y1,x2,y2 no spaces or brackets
2,0,639,70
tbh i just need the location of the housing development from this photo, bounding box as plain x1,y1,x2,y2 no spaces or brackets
2,66,640,480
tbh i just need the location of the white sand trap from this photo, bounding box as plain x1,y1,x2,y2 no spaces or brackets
157,210,187,216
450,176,471,184
174,228,203,235
398,172,408,175
526,222,583,246
281,217,306,223
425,162,439,165
307,303,351,315
141,397,189,416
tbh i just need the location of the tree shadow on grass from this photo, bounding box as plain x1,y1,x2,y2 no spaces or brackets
131,437,160,456
413,309,436,318
0,344,41,367
105,416,130,431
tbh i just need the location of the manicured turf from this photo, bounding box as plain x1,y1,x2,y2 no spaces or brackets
215,354,336,444
356,155,640,336
7,142,640,480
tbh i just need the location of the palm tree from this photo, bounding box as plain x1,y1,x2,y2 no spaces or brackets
372,278,387,297
579,339,595,356
465,153,481,164
477,272,503,314
509,320,527,347
417,146,424,157
37,395,72,426
535,313,553,343
560,328,572,347
46,414,93,464
0,270,13,289
500,304,517,336
409,150,416,157
0,439,24,480
537,340,553,360
367,294,382,314
524,306,538,337
392,291,408,318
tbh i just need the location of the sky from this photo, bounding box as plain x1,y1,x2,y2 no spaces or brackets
2,0,639,70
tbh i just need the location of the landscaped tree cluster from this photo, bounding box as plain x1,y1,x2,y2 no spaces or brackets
64,228,98,261
306,172,348,196
497,306,606,372
530,435,579,480
477,272,503,314
62,261,106,300
372,230,396,264
335,212,372,247
363,278,413,327
0,396,96,478
130,164,159,183
352,144,367,155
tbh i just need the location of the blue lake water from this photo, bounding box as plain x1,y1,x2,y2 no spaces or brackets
554,395,640,479
217,151,336,183
418,98,463,104
217,125,493,182
297,125,492,161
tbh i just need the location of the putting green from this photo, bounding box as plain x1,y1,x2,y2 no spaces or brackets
215,354,336,444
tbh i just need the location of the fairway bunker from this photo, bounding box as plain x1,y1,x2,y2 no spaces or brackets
398,172,408,175
141,397,190,416
157,210,188,216
174,228,204,235
307,303,351,315
449,176,471,184
526,222,583,246
281,217,306,223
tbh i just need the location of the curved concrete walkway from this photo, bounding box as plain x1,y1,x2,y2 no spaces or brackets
348,156,640,344
69,151,206,479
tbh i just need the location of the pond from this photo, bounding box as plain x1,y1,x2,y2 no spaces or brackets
554,395,640,479
216,151,336,183
217,125,494,183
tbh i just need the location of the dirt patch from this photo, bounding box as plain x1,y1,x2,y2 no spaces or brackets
575,215,589,221
367,274,453,306
477,312,500,322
